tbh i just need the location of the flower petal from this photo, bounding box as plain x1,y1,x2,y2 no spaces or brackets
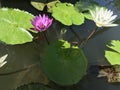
103,23,118,27
31,14,53,31
90,7,118,27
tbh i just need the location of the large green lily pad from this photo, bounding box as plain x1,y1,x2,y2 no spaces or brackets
0,8,34,45
52,3,84,26
41,39,88,85
105,40,120,65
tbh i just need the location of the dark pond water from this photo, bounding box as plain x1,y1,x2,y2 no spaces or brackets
0,0,120,90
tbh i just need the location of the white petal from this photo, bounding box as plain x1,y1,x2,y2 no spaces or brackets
90,10,95,19
103,23,118,27
104,9,108,16
105,15,117,23
95,8,100,22
99,8,103,22
90,7,118,27
110,15,117,21
106,10,113,19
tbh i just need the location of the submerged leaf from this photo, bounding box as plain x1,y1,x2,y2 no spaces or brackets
75,0,98,12
75,0,99,20
15,83,52,90
105,40,120,65
0,8,34,44
52,3,84,25
41,39,88,85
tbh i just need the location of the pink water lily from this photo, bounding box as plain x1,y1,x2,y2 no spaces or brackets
31,14,53,32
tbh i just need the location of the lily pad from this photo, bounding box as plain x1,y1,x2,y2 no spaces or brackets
107,40,120,53
41,39,88,85
31,2,45,11
0,8,34,45
105,40,120,65
31,0,60,12
52,3,84,26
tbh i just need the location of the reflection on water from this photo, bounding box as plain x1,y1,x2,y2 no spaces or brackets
0,0,120,90
0,42,49,90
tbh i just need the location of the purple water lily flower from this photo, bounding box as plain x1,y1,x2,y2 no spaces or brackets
31,14,53,32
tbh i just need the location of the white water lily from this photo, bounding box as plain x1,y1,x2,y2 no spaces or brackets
0,54,8,68
90,7,118,27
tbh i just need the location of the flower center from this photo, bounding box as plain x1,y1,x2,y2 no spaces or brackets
38,24,45,30
96,21,103,27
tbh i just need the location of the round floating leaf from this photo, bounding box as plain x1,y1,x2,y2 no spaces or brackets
105,40,120,65
0,8,34,45
31,2,45,11
16,83,53,90
52,3,84,26
47,0,60,13
41,39,88,85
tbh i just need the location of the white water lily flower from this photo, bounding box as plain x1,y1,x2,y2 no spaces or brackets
90,7,118,27
0,54,8,68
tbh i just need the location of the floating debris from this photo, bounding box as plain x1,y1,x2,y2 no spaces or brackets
89,64,120,83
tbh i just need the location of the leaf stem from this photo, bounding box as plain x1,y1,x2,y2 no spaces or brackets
86,27,98,42
70,26,82,44
80,27,98,47
42,31,50,45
